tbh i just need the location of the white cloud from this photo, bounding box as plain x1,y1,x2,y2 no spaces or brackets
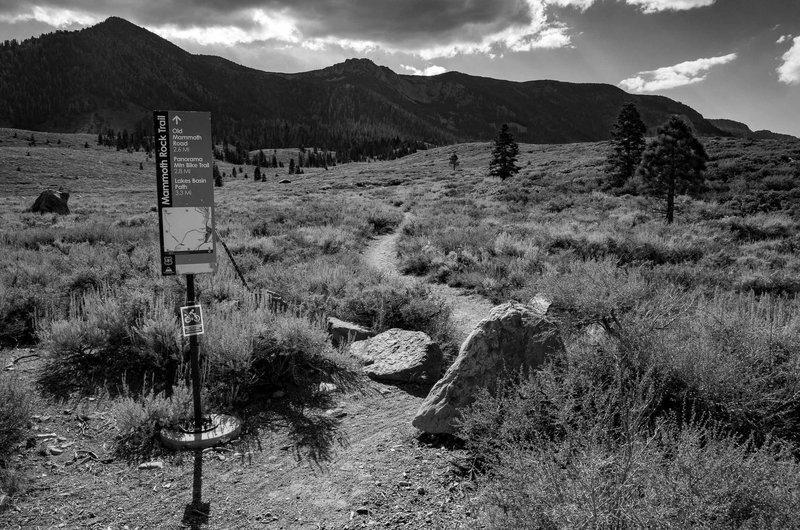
777,35,790,44
547,0,715,12
148,8,300,46
619,52,737,92
777,36,800,84
302,36,380,54
415,1,572,59
0,6,101,26
622,0,716,13
400,64,447,76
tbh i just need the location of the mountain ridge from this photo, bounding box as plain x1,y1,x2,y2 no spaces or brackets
0,16,795,152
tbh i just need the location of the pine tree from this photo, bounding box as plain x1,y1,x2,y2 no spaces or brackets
213,163,222,187
449,152,459,170
289,158,295,175
489,124,520,180
607,102,647,187
254,165,261,181
638,115,708,224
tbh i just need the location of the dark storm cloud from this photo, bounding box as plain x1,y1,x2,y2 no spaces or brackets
0,0,538,48
276,0,532,43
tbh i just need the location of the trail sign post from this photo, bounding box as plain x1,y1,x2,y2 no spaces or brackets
153,110,215,434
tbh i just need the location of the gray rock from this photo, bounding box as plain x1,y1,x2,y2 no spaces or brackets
138,461,164,470
349,329,443,384
326,317,375,347
412,300,564,434
29,189,70,215
528,294,552,315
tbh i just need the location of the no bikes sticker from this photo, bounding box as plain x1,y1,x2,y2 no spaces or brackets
180,304,204,337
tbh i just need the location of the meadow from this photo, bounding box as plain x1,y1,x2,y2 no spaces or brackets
1,126,800,527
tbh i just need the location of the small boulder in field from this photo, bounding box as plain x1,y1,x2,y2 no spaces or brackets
279,179,291,184
29,189,70,215
412,300,564,434
349,329,443,384
326,317,375,347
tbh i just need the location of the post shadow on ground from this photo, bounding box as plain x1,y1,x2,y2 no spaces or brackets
181,448,210,528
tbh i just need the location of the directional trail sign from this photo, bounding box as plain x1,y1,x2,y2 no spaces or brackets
153,110,217,276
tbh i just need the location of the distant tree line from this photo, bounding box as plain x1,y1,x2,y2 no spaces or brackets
96,128,152,152
211,132,427,165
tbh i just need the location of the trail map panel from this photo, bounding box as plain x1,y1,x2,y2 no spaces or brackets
162,207,214,252
154,110,217,275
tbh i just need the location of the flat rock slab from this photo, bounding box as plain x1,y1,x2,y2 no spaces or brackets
327,317,375,347
159,414,241,451
413,301,564,434
350,329,442,384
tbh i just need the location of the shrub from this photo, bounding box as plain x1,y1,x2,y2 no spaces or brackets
0,285,46,347
459,319,800,529
0,373,30,463
337,279,455,348
37,288,181,398
659,292,800,444
0,373,30,499
468,417,800,529
201,295,360,405
112,383,197,458
722,214,797,242
513,257,653,330
250,313,350,394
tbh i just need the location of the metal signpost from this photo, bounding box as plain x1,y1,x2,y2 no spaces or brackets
154,110,216,432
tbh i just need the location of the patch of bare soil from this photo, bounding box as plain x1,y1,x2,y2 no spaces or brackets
363,214,495,345
0,349,480,529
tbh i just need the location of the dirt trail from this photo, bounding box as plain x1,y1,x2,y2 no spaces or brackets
364,214,495,345
0,350,475,529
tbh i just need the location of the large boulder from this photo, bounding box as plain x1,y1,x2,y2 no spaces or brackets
326,317,375,347
349,329,443,384
412,301,564,434
29,189,70,215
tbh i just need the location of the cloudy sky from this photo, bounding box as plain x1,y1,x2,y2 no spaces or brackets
2,0,799,136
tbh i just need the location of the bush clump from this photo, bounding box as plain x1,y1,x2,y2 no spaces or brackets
0,373,31,499
37,288,181,398
0,373,30,463
112,383,197,459
457,285,800,528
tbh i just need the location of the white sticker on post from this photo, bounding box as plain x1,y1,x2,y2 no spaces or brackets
180,304,204,337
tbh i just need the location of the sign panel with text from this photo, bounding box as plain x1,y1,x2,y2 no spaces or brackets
153,110,217,275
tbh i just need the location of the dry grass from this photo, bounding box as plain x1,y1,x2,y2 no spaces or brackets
2,126,800,526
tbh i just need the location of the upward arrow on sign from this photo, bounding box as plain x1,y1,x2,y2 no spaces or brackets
172,116,182,125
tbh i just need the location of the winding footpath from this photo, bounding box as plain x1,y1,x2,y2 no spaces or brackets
363,213,496,345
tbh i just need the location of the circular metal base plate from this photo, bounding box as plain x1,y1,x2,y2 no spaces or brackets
159,413,242,451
